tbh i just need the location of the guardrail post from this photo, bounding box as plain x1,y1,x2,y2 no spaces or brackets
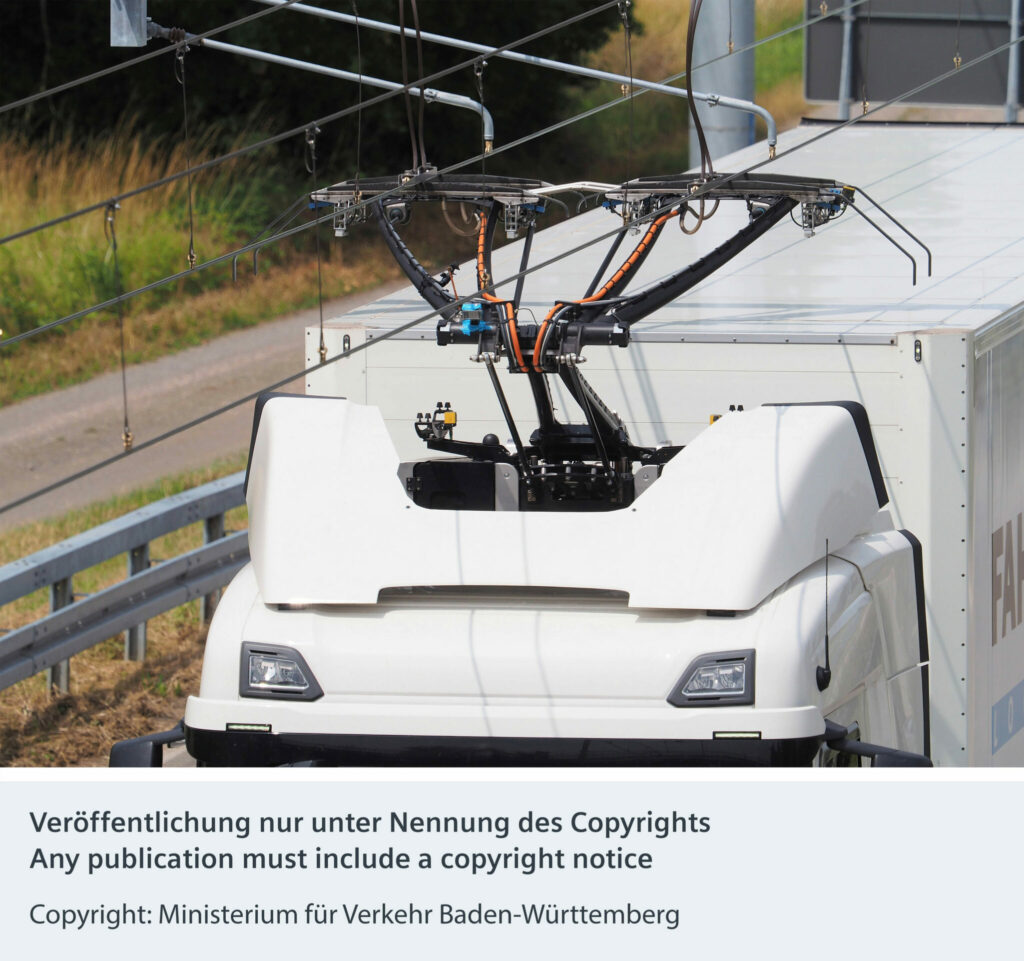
202,513,225,625
46,578,73,693
124,543,150,661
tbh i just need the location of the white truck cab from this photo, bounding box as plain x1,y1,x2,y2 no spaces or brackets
182,395,927,766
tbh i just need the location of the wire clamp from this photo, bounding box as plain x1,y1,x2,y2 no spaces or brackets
305,124,321,173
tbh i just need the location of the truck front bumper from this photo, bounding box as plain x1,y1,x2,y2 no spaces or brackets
184,725,825,767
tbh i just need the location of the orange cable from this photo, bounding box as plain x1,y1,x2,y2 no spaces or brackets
532,208,679,372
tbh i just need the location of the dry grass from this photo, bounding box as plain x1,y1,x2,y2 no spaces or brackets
0,124,271,335
0,622,204,768
0,456,248,767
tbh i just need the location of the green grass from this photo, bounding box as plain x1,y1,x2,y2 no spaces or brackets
0,126,289,340
549,0,807,183
0,127,477,408
755,1,805,91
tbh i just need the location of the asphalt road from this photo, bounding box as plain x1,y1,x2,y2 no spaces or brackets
0,280,405,533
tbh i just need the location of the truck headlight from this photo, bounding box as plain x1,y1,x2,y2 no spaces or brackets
667,650,755,707
240,643,323,701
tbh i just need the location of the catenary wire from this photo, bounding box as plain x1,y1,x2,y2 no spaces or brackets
411,0,428,167
0,0,864,254
3,13,1016,353
0,0,621,253
398,0,420,170
0,2,622,349
2,7,1017,513
0,0,872,349
0,0,305,118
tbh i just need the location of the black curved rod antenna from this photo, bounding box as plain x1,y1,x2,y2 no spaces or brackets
373,199,459,318
851,185,932,278
843,201,919,286
599,196,796,328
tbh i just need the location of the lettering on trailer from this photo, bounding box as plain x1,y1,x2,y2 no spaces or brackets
991,676,1024,754
991,512,1024,646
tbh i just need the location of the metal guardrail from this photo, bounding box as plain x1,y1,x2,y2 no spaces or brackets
0,472,248,694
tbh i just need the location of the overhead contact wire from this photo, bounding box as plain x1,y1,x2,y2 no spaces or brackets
6,21,1018,356
411,0,428,167
6,17,1018,357
398,0,420,170
174,40,198,270
104,204,133,451
0,0,621,253
353,1,364,190
306,125,327,364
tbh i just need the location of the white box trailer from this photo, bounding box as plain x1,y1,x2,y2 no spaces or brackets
297,123,1024,767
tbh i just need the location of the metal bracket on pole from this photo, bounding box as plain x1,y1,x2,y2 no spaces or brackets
110,0,148,47
124,543,150,661
1008,0,1022,123
146,22,495,149
838,3,855,122
252,0,777,156
201,513,225,625
46,578,72,693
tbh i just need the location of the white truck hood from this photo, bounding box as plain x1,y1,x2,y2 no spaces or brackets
245,396,885,611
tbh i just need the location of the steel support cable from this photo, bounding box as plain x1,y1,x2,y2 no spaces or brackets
0,0,620,254
0,0,305,118
352,1,364,191
104,204,133,451
0,0,860,260
174,43,198,270
0,0,857,257
4,23,1017,356
411,0,428,167
398,0,420,170
0,8,624,356
306,125,328,364
621,0,635,206
860,0,874,113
